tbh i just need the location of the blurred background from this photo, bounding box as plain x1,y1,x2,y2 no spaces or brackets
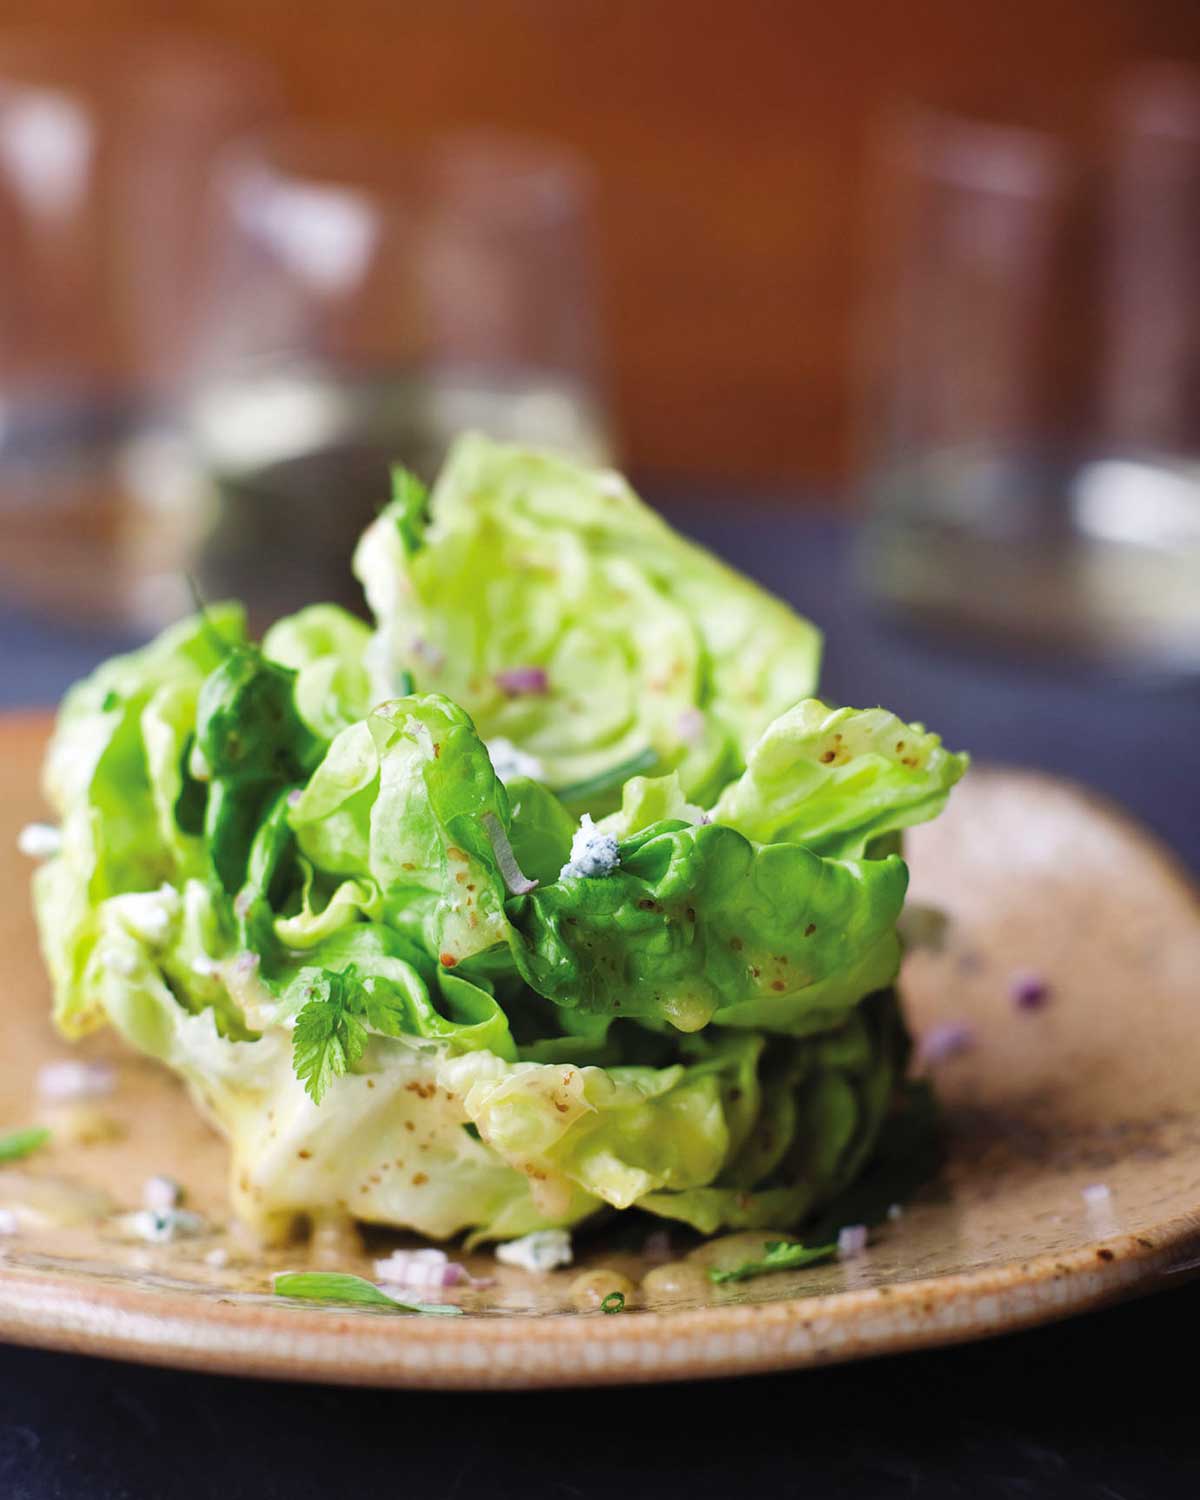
1,0,1198,844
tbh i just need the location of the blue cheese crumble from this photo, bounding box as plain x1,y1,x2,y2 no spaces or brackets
495,1228,574,1273
559,815,620,880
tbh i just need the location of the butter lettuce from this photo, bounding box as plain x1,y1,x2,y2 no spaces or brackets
354,436,822,812
262,604,374,741
713,700,969,858
508,822,907,1034
30,437,964,1247
35,606,247,1036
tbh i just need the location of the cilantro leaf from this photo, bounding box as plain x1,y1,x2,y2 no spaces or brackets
0,1126,50,1163
360,985,410,1039
291,971,369,1105
273,1271,462,1316
708,1239,837,1284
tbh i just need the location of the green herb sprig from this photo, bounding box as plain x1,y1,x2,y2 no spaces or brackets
708,1239,837,1285
273,1271,462,1316
0,1127,50,1163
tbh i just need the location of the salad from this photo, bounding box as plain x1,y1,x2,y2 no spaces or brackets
28,435,967,1246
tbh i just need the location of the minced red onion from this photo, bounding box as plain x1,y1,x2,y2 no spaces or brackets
837,1224,869,1259
481,812,538,895
916,1020,976,1066
675,707,706,745
37,1059,116,1103
1010,971,1050,1011
411,636,446,671
374,1247,470,1290
642,1229,673,1262
495,666,549,697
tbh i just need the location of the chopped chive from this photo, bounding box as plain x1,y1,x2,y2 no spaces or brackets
600,1290,626,1314
0,1126,51,1163
394,670,415,697
273,1271,462,1315
553,747,659,805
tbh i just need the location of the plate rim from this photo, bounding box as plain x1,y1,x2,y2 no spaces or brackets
2,1222,1199,1388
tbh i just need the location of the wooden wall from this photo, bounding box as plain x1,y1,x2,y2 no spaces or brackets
4,0,1200,489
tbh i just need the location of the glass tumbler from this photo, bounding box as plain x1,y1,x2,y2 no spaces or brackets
0,34,278,624
179,128,613,620
856,103,1200,672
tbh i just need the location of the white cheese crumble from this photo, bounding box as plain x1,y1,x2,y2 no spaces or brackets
495,1228,574,1274
37,1059,116,1102
1082,1183,1112,1208
204,1246,230,1268
17,823,62,859
142,1175,184,1212
559,815,620,880
118,1207,207,1244
486,737,545,785
0,1208,19,1236
113,884,179,946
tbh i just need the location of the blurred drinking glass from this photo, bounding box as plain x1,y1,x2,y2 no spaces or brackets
0,34,278,624
857,101,1200,672
180,128,613,620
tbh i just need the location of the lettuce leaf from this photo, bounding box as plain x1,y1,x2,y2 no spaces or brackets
354,434,822,812
507,820,907,1034
262,604,374,741
713,700,969,858
287,693,514,967
35,606,247,1036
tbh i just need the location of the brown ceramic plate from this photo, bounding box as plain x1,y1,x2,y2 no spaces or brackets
2,712,1199,1389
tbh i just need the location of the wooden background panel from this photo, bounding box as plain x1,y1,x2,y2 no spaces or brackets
3,0,1200,490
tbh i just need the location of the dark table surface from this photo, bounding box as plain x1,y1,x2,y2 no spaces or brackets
2,507,1198,1500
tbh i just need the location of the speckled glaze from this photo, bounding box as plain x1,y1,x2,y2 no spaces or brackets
2,713,1199,1388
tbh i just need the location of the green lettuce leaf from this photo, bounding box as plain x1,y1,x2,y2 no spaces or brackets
35,606,247,1036
638,989,906,1233
353,434,822,812
262,603,374,742
713,700,969,858
194,647,326,895
598,771,705,839
287,693,513,966
507,820,907,1034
